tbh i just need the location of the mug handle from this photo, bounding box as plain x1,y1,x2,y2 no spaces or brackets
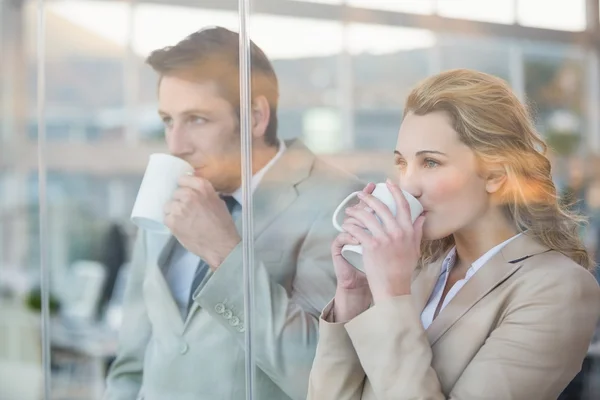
332,191,361,232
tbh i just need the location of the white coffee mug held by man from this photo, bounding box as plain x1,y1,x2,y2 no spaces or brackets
131,153,194,234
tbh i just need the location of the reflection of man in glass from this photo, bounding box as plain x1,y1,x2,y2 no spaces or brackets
103,27,362,400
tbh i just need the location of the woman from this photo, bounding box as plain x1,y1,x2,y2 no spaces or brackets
307,69,600,400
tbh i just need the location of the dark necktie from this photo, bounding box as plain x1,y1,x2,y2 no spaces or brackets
186,195,238,314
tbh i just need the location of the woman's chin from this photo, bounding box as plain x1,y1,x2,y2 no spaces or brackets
421,226,452,242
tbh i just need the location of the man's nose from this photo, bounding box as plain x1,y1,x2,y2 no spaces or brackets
167,125,194,158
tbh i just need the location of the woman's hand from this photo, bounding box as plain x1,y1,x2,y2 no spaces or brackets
331,183,375,322
342,180,425,304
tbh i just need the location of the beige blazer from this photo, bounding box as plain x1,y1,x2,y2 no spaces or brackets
103,140,363,400
307,233,600,400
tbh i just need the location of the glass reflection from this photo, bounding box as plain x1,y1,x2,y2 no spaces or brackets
10,0,600,398
1,0,45,399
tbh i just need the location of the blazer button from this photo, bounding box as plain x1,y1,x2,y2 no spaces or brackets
229,316,240,326
223,309,233,319
215,303,225,314
179,342,189,355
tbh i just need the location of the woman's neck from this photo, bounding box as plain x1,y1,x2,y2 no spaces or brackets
452,211,519,266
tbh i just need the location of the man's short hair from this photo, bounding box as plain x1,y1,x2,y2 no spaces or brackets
146,26,279,147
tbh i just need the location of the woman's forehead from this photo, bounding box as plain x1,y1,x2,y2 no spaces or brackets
396,111,463,155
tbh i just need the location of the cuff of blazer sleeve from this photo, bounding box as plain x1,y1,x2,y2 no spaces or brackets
344,295,440,397
315,303,361,365
345,295,423,350
320,299,336,323
195,242,247,334
317,299,361,356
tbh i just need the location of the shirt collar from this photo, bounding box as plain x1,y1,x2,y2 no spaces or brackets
440,232,523,278
229,140,286,205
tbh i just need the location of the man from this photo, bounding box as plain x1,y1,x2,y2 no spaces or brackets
103,27,363,400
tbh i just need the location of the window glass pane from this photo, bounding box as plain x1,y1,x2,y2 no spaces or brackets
1,0,44,398
32,0,258,398
524,46,585,159
349,24,434,155
518,0,586,31
438,35,512,81
291,0,343,4
26,0,600,399
349,0,435,14
437,0,515,23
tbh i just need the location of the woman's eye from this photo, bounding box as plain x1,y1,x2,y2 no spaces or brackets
395,159,407,168
424,159,439,168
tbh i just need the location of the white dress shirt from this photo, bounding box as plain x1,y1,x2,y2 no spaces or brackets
164,141,287,317
420,233,522,329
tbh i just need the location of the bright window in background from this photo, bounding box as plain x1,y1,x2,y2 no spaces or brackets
50,0,591,59
49,1,240,58
137,6,346,59
437,0,515,24
46,1,130,50
349,0,435,14
132,6,239,55
303,108,343,153
246,15,343,59
437,35,511,82
346,24,436,54
50,1,343,59
291,0,343,3
518,0,586,31
49,1,437,60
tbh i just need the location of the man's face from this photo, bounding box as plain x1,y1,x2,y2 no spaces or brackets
158,75,242,194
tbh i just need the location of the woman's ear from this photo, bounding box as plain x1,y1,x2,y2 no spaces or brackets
485,165,507,194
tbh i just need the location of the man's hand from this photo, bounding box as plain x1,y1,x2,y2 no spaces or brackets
164,175,241,269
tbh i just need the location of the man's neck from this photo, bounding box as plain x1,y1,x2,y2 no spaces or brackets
251,142,280,175
225,141,284,200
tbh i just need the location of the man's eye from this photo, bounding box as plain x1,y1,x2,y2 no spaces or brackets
190,116,207,125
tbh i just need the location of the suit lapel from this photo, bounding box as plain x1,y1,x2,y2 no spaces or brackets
157,235,178,271
186,140,315,326
234,139,315,239
146,257,186,331
144,233,186,330
411,258,444,314
425,233,550,346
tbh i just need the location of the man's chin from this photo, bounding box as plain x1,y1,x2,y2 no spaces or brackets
191,168,239,193
206,178,237,195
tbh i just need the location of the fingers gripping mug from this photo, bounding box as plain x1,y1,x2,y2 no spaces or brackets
332,182,423,272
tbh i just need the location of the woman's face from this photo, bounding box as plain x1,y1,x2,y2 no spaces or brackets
395,111,496,240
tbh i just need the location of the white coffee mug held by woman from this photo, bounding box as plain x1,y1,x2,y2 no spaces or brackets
332,182,423,273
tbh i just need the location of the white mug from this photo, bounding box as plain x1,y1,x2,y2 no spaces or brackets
131,153,194,234
332,182,423,272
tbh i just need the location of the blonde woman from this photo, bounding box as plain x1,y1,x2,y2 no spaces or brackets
307,69,600,400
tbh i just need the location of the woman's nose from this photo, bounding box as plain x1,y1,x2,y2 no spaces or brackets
398,171,422,200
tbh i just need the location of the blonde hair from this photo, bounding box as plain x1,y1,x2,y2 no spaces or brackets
404,69,593,271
